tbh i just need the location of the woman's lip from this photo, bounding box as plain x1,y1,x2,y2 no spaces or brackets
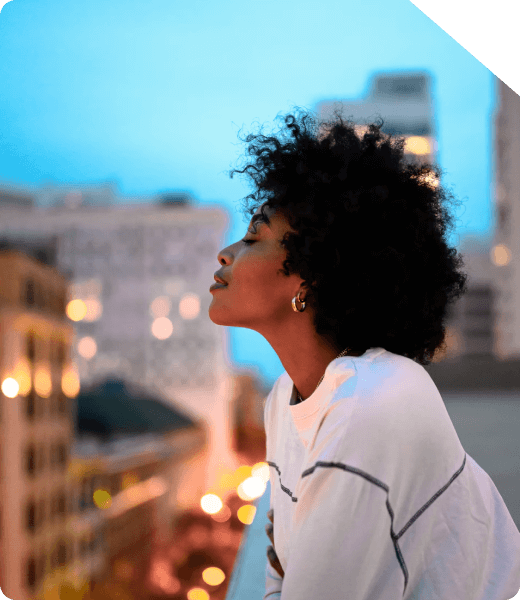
210,282,228,292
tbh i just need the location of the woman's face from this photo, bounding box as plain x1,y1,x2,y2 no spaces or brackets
208,205,305,333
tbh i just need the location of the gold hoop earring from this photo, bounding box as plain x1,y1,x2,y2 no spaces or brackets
291,291,306,312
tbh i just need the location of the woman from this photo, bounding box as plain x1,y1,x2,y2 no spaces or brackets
209,108,520,599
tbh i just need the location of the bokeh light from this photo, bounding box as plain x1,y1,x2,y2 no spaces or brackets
66,299,87,321
1,377,19,398
93,489,112,509
202,566,226,586
200,493,223,515
150,295,171,318
491,243,512,267
179,293,200,320
237,504,257,525
151,317,174,340
77,336,97,360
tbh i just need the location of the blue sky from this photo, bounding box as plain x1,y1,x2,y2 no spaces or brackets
0,0,497,386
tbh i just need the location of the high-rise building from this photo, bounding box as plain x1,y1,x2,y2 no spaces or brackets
316,71,505,363
0,247,78,599
491,79,520,359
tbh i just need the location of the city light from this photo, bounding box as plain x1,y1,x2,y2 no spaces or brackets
237,476,267,501
77,336,97,360
237,504,257,525
93,489,112,509
187,588,209,600
1,377,19,398
10,358,31,396
66,298,88,321
202,566,226,586
82,297,103,322
151,316,174,340
200,493,223,514
251,462,270,483
491,243,512,267
150,295,171,318
61,366,80,398
404,136,431,155
34,365,52,398
179,293,201,320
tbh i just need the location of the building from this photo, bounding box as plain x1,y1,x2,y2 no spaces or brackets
490,78,520,359
317,70,437,167
0,246,78,600
0,184,243,497
315,71,520,371
0,242,209,599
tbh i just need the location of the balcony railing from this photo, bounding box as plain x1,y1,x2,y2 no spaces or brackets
226,482,270,600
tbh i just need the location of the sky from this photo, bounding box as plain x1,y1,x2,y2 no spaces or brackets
0,0,499,387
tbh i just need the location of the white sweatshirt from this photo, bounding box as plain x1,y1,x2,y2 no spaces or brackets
263,347,520,600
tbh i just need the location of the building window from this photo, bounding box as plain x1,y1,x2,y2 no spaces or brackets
26,501,36,533
57,443,67,469
26,444,36,477
57,341,66,366
37,553,46,583
39,499,46,528
80,535,90,557
26,332,36,361
37,443,46,471
58,394,68,415
55,541,67,567
79,480,89,512
26,556,36,589
57,492,67,518
25,390,36,421
24,280,35,307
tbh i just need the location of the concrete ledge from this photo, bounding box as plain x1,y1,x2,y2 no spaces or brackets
424,355,520,392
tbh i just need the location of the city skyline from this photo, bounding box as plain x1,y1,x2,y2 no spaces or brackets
0,0,502,383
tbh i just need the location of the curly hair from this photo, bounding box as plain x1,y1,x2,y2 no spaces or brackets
228,106,469,367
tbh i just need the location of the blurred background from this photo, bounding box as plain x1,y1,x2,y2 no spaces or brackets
0,0,519,599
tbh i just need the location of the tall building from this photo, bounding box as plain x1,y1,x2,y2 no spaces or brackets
0,246,78,600
316,71,507,364
317,70,437,167
491,78,520,359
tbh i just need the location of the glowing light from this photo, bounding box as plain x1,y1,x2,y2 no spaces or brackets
179,293,200,320
151,317,174,340
150,296,171,318
200,493,223,514
237,504,257,525
11,357,31,396
187,589,209,600
251,462,270,484
77,336,97,360
66,299,87,321
83,298,103,322
1,377,19,398
202,567,226,586
491,243,512,267
62,366,80,398
234,465,252,483
415,170,439,189
404,136,431,155
93,489,112,509
34,366,52,398
237,476,267,501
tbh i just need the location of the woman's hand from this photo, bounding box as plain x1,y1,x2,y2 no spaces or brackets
266,509,285,579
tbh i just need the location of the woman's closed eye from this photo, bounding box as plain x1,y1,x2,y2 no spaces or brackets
241,238,255,245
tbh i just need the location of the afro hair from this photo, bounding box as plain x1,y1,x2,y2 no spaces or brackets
229,106,469,366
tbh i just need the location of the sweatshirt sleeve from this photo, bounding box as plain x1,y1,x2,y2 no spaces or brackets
279,453,405,599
